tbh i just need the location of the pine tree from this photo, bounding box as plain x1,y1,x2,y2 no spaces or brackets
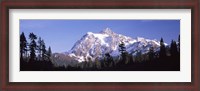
148,47,154,61
94,57,101,70
118,41,128,64
177,35,180,60
37,37,42,60
20,32,27,60
128,54,134,64
135,50,142,62
119,41,126,54
159,38,166,59
105,53,114,67
87,57,93,68
47,46,52,61
29,33,37,62
41,40,46,61
170,40,178,57
178,35,180,52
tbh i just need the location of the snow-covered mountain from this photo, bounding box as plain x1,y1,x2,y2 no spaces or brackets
65,28,164,62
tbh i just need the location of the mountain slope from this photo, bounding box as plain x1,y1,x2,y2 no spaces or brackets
67,28,163,62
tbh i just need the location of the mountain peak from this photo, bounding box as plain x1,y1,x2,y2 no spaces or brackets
100,28,114,34
136,37,145,41
87,32,93,35
68,28,163,62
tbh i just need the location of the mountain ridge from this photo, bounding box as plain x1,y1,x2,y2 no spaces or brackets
65,28,164,62
51,28,168,67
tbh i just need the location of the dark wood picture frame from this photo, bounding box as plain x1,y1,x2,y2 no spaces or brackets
0,0,199,91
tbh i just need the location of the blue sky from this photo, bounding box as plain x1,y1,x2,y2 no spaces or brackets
20,20,180,53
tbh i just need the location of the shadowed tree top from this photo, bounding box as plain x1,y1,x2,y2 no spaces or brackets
20,32,27,50
29,32,37,40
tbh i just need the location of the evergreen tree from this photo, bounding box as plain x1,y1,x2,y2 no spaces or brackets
29,33,37,61
83,61,88,69
124,52,129,64
87,57,93,68
94,57,101,70
177,35,180,60
47,46,52,61
148,47,154,61
170,40,178,57
118,41,128,64
104,53,114,67
20,32,27,60
178,35,180,52
135,50,142,62
159,38,166,59
119,41,126,54
128,54,134,64
41,40,46,61
37,37,42,60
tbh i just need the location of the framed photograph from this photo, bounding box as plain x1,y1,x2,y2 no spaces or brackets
1,0,199,91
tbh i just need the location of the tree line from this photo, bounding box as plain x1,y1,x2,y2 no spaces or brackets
61,35,180,71
20,32,180,71
20,32,53,70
